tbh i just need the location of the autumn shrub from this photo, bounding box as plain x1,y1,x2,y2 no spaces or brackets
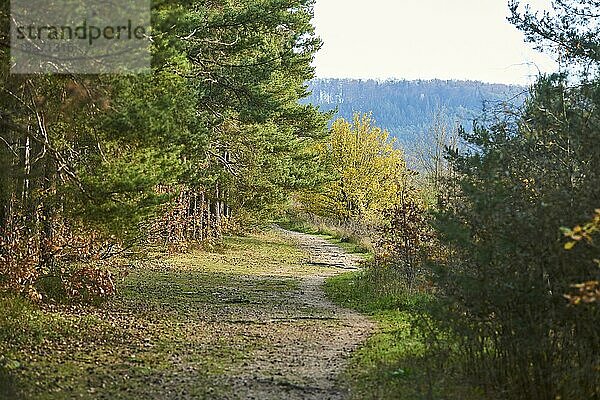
1,212,118,304
375,187,435,292
562,208,600,305
64,266,116,304
28,265,115,305
0,215,43,301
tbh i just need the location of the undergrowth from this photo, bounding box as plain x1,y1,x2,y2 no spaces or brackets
325,269,485,400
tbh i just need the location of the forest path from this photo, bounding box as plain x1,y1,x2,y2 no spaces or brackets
223,227,375,399
14,229,374,399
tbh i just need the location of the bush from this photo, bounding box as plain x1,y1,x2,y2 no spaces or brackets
1,213,118,304
434,76,600,399
65,266,116,304
375,185,435,293
32,265,116,305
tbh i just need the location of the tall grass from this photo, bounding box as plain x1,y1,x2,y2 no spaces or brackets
276,211,374,254
325,268,486,400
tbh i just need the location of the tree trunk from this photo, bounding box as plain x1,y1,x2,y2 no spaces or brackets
39,153,55,270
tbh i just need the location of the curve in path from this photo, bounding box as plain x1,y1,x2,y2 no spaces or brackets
225,228,374,400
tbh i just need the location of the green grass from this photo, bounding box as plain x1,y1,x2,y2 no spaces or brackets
0,231,330,399
324,270,484,400
166,231,332,277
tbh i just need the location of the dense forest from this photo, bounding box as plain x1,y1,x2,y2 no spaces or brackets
303,78,526,141
0,0,328,289
1,0,599,399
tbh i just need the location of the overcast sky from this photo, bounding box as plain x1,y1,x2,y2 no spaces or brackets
312,0,558,85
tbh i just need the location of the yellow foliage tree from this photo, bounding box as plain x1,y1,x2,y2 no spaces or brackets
302,113,407,223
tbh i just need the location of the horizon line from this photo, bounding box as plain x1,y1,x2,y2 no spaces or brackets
310,76,532,87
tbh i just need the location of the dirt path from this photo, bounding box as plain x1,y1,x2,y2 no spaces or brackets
13,229,374,399
224,228,374,399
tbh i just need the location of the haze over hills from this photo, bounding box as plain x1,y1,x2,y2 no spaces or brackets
303,78,527,142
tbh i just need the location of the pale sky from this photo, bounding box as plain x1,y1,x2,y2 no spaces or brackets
312,0,558,85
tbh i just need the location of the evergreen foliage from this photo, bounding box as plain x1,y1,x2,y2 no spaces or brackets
0,0,327,299
425,2,600,397
509,0,600,76
434,75,600,398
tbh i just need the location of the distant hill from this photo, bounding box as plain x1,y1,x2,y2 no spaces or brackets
303,78,527,142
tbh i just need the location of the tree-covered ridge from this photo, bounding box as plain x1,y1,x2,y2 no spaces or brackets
303,78,526,141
